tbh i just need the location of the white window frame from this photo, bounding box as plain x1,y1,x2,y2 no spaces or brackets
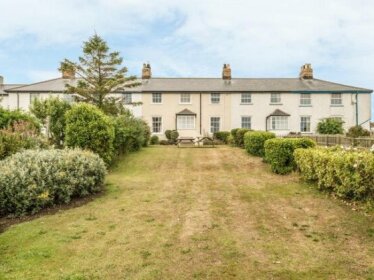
241,93,252,104
269,116,288,130
300,116,311,133
211,93,220,104
210,117,221,133
123,93,132,104
300,93,311,106
241,116,252,129
180,93,191,104
270,93,281,104
152,93,162,104
331,93,342,106
152,116,162,134
177,115,195,130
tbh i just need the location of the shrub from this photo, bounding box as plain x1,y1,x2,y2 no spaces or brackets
294,147,374,201
165,130,172,140
227,134,235,146
0,108,40,131
170,130,179,144
264,138,316,174
214,131,230,143
236,129,251,147
317,118,344,134
30,97,71,147
150,135,159,145
112,115,148,155
346,126,370,138
230,128,240,146
140,120,151,147
65,103,115,164
244,131,276,157
0,149,106,217
0,120,49,160
159,140,169,145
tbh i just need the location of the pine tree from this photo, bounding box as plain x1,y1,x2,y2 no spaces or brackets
59,34,139,115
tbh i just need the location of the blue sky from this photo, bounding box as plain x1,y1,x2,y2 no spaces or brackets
0,0,373,117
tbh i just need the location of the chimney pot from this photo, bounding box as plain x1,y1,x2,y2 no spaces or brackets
222,64,231,80
299,63,313,79
142,63,152,79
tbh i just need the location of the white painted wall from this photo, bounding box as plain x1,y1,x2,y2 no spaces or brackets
231,92,372,135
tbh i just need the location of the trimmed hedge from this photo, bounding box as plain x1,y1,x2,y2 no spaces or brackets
244,131,276,157
150,135,159,145
294,147,374,201
214,131,230,143
65,103,115,164
0,149,106,217
235,128,251,147
264,138,316,174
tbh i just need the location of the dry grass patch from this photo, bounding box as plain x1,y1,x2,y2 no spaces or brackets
0,146,373,279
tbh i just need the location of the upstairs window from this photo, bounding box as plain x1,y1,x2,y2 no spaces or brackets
331,93,342,105
241,93,252,104
211,93,220,104
270,93,281,104
180,93,191,104
152,93,162,103
300,93,311,106
123,93,132,104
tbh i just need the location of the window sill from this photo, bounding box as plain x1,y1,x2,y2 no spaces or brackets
151,103,163,105
240,103,253,105
299,105,312,107
210,103,221,105
330,105,344,107
179,103,192,105
269,103,283,105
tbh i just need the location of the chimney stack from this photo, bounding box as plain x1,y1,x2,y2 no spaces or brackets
222,64,231,80
59,61,76,79
142,63,152,79
299,63,313,79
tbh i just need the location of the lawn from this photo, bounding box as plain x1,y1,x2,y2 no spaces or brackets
0,146,373,279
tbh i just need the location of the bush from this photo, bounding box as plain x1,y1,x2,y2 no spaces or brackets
230,128,240,146
264,138,316,174
214,131,230,143
140,120,151,147
346,126,370,138
317,118,344,134
0,108,40,131
65,103,115,164
227,134,235,146
159,140,169,145
0,149,106,217
0,120,49,160
165,130,172,140
150,135,159,145
294,147,374,201
112,114,150,156
170,130,179,144
30,97,71,147
244,131,276,157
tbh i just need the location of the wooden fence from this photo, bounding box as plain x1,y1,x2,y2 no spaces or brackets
282,134,374,148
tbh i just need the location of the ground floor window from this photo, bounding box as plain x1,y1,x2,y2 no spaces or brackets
270,116,288,130
241,116,251,129
210,117,220,133
177,115,195,129
300,116,311,132
152,117,162,133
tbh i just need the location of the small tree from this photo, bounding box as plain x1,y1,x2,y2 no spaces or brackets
346,126,370,138
30,97,71,147
60,34,139,115
317,118,344,134
65,103,115,164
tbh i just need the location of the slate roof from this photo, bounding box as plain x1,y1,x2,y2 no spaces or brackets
176,108,197,115
0,84,25,95
5,77,373,94
268,109,291,117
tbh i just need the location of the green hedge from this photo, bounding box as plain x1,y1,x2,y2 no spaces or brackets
264,138,316,174
150,135,159,145
214,131,230,143
244,131,275,157
0,149,106,217
294,147,374,201
65,103,115,164
0,108,40,131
